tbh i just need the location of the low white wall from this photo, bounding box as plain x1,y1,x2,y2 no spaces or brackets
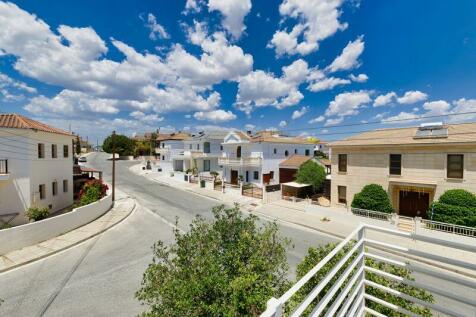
0,192,113,255
264,190,282,203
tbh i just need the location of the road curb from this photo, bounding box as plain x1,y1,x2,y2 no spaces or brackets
0,198,137,274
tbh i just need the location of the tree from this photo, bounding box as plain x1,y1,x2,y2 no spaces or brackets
75,135,81,156
102,134,134,156
430,189,476,227
136,204,290,317
289,243,433,316
351,184,394,213
295,160,326,192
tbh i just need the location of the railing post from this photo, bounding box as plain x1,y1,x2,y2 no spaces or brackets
265,298,283,317
357,226,366,314
414,216,421,235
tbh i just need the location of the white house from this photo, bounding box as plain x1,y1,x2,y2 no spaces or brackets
219,131,315,187
155,132,190,172
0,114,75,226
176,131,228,174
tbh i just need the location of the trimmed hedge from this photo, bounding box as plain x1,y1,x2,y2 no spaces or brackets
431,189,476,227
351,184,393,213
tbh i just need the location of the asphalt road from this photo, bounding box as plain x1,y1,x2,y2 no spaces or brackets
0,153,338,316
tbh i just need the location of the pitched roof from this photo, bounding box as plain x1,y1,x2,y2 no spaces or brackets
279,155,312,168
251,134,315,145
156,132,190,141
0,113,73,136
329,122,476,147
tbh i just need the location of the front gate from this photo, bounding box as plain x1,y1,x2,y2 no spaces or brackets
242,184,263,199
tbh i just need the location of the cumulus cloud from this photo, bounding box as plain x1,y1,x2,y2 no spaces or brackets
451,98,476,121
0,72,37,101
291,106,308,119
325,90,371,117
397,90,428,104
244,123,256,131
324,117,344,126
208,0,252,39
143,13,170,40
373,92,396,107
349,73,368,83
308,115,325,124
193,109,237,122
327,36,364,72
422,100,451,116
129,110,164,123
381,111,420,124
268,0,348,56
307,77,350,92
279,120,288,127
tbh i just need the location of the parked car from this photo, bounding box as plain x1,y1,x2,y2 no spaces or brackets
78,156,87,163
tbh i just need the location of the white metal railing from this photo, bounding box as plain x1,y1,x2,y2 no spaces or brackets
260,224,476,317
421,219,476,237
351,208,393,222
218,157,262,166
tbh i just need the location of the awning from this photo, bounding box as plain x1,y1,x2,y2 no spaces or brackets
388,178,437,188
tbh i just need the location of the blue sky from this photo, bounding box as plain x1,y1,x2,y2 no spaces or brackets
0,0,475,142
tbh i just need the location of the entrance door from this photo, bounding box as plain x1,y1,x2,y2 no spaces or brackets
245,171,249,182
231,170,238,185
399,191,429,218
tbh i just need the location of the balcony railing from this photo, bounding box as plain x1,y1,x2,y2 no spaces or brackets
261,224,476,317
0,159,8,174
218,157,262,166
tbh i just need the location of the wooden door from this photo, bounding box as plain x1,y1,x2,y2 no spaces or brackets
399,191,429,218
231,170,238,185
263,173,271,184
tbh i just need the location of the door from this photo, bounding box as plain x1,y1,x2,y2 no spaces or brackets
263,173,271,184
399,191,429,218
245,171,249,182
231,170,238,185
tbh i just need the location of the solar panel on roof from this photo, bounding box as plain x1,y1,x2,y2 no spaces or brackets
414,127,448,139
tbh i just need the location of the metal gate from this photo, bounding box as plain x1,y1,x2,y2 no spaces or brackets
242,184,263,199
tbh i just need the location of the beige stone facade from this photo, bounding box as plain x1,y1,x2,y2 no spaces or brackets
329,123,476,217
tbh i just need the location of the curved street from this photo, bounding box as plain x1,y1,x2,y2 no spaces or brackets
0,153,338,316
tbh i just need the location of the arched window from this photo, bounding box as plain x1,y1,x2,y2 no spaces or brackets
237,146,242,158
285,150,289,157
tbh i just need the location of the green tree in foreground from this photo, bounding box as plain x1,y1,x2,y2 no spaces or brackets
136,205,290,317
351,184,394,213
295,160,326,192
289,244,433,316
102,134,134,156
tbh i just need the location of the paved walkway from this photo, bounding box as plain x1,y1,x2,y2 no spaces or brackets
132,163,476,278
0,191,135,273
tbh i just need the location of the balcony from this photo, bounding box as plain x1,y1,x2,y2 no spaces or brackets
261,224,476,317
218,156,262,167
0,159,9,180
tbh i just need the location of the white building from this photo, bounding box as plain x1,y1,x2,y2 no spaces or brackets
155,132,190,172
219,131,315,187
0,114,74,226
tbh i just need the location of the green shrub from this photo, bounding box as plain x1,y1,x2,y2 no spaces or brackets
295,160,326,192
438,189,476,208
351,184,393,213
26,207,50,221
78,179,108,206
0,223,12,230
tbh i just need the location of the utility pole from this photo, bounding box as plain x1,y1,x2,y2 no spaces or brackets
112,130,116,202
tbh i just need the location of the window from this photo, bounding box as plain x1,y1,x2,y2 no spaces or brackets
162,155,165,160
389,154,402,176
273,148,277,154
63,180,68,193
338,154,347,172
270,171,274,179
220,145,223,151
284,150,289,157
204,142,210,153
245,171,249,182
52,181,58,196
38,143,45,159
51,144,57,158
197,144,200,150
253,171,259,180
39,184,46,200
447,154,464,179
63,145,69,158
203,160,210,172
189,144,192,150
305,149,310,156
237,146,242,158
294,149,298,154
338,186,347,204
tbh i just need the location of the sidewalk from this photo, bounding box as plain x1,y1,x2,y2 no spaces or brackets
132,164,476,277
0,191,135,273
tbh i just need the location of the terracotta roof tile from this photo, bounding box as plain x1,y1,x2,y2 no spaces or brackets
0,114,73,136
156,132,190,141
279,155,312,168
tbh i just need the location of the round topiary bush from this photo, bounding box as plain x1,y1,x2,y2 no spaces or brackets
351,184,394,213
438,189,476,208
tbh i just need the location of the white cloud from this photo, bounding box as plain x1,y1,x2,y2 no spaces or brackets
184,0,204,13
324,117,344,126
129,110,164,123
269,0,348,56
244,123,255,130
308,115,325,124
144,13,170,40
307,77,350,92
397,90,428,104
0,72,37,101
373,92,396,107
279,120,288,127
325,90,371,117
193,109,237,122
291,106,308,119
381,111,420,124
349,73,368,83
451,98,476,121
208,0,252,39
327,36,364,72
422,100,451,116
